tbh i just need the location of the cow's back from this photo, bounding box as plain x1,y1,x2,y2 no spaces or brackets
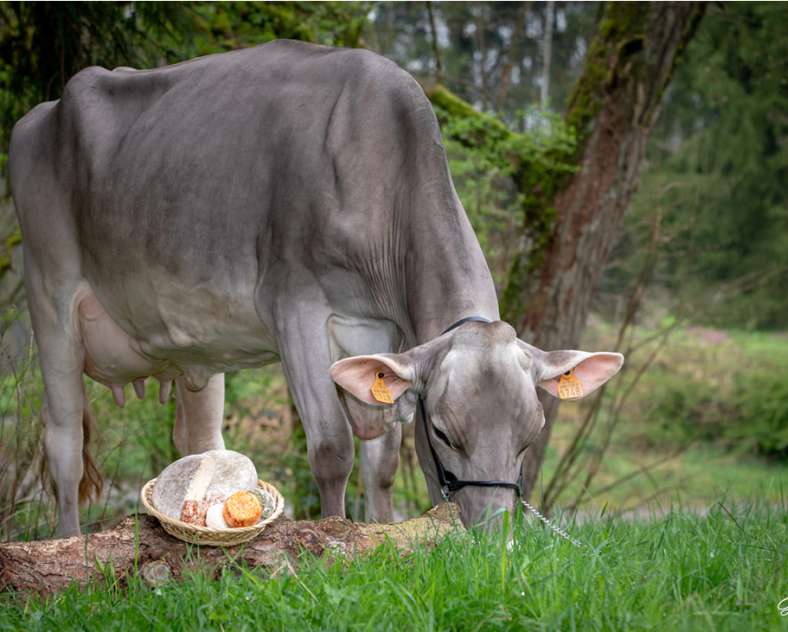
11,41,442,350
65,42,426,281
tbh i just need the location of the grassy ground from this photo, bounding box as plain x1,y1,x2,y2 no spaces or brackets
1,504,785,631
1,322,787,629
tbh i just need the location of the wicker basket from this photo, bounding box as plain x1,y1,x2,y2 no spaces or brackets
140,478,284,546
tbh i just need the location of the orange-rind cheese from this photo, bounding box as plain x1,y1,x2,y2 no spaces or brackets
222,490,262,527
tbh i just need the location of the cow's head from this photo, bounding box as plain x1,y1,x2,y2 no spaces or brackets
330,320,623,529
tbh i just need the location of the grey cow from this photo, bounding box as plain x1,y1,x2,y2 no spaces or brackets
9,41,623,537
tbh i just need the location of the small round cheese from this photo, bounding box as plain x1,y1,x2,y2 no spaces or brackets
223,490,262,527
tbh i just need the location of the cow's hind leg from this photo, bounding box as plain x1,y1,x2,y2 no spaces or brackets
40,382,102,538
172,373,225,456
27,280,99,537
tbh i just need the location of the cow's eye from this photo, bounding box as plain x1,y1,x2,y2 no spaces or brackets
433,425,456,450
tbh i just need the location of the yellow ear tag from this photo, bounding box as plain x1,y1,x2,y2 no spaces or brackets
370,371,394,404
557,370,584,400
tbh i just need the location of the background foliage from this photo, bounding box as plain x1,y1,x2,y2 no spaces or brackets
605,2,788,329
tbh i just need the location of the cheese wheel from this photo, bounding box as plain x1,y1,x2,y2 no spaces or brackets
152,450,258,521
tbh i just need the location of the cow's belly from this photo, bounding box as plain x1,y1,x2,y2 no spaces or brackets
75,283,277,405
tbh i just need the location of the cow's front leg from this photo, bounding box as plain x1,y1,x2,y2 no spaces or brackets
282,357,354,518
302,417,354,518
360,424,402,522
172,373,225,455
326,313,408,522
272,296,354,518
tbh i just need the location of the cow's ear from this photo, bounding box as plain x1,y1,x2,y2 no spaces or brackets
519,341,623,399
330,353,416,406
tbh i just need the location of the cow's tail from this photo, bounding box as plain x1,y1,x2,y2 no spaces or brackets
78,386,103,503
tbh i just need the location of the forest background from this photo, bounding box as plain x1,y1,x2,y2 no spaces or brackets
0,1,785,540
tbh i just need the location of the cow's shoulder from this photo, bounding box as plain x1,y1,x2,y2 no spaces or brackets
245,39,425,103
316,43,423,99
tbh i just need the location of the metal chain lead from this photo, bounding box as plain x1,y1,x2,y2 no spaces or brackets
520,498,585,549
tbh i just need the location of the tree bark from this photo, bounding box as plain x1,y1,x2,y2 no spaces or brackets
0,504,460,596
424,2,704,505
500,2,705,501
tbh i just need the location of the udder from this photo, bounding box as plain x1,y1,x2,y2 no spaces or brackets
77,288,175,406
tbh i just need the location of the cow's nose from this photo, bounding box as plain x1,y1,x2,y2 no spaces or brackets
457,488,517,533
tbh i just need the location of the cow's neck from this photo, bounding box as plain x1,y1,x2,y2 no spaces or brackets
404,191,500,345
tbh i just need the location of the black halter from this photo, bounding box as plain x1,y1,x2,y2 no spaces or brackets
420,316,523,501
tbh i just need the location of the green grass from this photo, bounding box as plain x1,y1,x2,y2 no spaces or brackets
1,504,785,631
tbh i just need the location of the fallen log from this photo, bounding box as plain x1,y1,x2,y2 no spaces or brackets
0,504,462,595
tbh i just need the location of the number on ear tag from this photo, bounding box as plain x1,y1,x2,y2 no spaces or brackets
557,371,583,400
370,372,394,404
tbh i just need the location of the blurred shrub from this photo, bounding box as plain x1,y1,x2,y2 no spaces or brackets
647,371,723,445
608,3,788,330
728,367,788,459
635,330,788,462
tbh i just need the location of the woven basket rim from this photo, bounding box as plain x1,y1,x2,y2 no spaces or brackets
140,477,284,538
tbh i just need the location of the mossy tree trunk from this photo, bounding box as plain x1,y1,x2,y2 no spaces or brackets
428,2,705,502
